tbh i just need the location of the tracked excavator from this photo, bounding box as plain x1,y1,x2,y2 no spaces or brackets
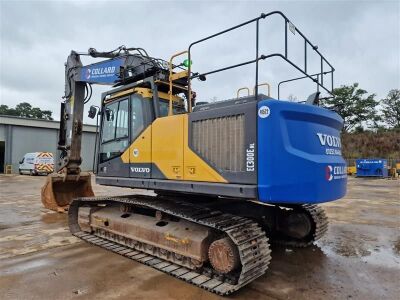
41,12,346,295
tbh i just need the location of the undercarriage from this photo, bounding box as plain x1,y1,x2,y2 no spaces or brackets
69,195,328,295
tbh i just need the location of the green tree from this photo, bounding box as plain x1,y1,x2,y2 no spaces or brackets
381,89,400,129
321,83,378,132
0,104,17,116
0,102,53,120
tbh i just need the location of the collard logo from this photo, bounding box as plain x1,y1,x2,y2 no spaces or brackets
325,165,347,181
85,66,116,79
325,165,333,181
80,58,123,83
92,66,116,77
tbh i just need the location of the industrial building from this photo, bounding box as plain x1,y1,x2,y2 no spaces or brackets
0,115,97,173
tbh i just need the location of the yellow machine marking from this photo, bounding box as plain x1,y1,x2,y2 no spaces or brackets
164,233,190,245
106,87,150,102
152,115,184,179
122,114,227,183
93,216,108,226
121,126,152,163
154,80,188,91
170,70,189,81
106,87,181,103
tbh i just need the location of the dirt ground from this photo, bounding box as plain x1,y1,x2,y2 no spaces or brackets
0,175,399,300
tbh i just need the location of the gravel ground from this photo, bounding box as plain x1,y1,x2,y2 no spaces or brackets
0,175,399,300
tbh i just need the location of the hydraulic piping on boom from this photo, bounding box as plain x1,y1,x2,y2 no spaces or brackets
41,46,171,212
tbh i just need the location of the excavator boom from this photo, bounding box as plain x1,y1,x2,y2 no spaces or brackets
41,47,167,212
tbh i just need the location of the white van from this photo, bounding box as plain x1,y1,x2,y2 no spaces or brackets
18,152,54,175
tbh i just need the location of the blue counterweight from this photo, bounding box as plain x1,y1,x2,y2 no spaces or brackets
257,99,347,204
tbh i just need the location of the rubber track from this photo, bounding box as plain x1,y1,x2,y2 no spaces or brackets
273,204,329,247
69,195,271,295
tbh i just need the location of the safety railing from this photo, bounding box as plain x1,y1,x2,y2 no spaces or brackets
254,83,271,97
237,87,250,98
168,51,189,115
237,83,271,99
277,71,331,100
187,11,335,107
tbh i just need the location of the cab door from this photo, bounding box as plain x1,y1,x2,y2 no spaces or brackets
128,93,154,178
98,98,130,177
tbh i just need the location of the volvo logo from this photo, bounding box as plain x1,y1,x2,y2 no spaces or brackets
130,167,150,173
317,133,341,148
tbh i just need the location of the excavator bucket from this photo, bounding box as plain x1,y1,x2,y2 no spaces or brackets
41,172,94,213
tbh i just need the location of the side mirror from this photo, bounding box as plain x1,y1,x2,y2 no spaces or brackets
88,106,98,119
19,160,23,164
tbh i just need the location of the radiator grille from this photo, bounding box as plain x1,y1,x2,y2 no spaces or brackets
192,114,245,172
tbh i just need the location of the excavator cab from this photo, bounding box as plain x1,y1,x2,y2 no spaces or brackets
41,47,188,212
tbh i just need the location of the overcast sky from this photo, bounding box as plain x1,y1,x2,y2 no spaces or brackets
1,0,399,123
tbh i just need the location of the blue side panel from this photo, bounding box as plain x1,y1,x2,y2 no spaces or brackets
356,159,388,177
257,99,347,204
80,58,124,84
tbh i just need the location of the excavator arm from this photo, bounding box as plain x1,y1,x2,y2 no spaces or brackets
42,47,167,212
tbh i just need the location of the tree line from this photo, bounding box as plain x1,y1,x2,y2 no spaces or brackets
0,102,53,120
321,84,399,132
0,85,399,131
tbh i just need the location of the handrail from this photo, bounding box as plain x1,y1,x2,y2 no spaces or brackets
277,71,332,100
253,83,271,97
187,11,335,104
168,50,188,115
237,87,250,98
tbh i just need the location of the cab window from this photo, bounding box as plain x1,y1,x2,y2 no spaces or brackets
131,94,145,140
101,101,119,143
116,100,129,139
158,99,185,117
100,99,129,162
